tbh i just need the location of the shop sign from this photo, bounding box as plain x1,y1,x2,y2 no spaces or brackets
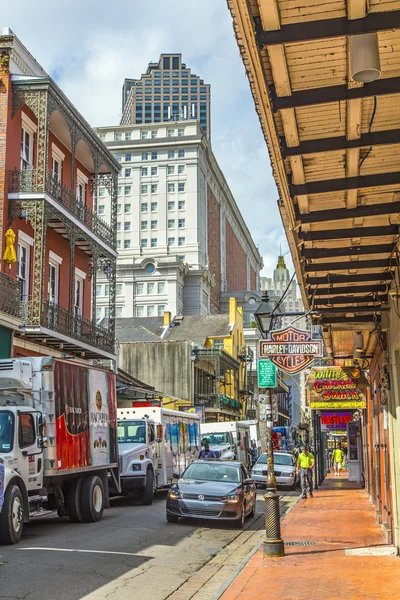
310,400,366,409
179,405,205,422
259,327,323,375
306,366,368,390
320,412,353,428
257,359,277,388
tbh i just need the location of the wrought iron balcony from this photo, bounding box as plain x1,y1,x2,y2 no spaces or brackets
0,272,21,319
9,169,114,249
195,393,242,412
21,300,114,355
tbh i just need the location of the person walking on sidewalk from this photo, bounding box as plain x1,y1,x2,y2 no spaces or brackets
297,445,315,499
332,444,344,477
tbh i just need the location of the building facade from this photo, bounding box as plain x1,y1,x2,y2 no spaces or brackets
121,54,211,139
0,29,119,362
117,298,249,421
94,120,262,319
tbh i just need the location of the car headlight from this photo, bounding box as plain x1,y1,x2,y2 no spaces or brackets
281,471,294,477
168,488,183,500
222,494,240,504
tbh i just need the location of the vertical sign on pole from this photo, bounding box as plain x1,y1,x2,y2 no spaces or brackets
258,359,277,388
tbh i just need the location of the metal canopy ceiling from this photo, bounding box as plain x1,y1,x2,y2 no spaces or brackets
227,0,400,360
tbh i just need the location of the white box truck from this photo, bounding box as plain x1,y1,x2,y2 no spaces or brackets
200,421,252,469
237,420,268,456
0,357,119,545
117,406,200,504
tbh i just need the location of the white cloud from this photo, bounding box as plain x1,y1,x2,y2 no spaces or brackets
2,0,290,281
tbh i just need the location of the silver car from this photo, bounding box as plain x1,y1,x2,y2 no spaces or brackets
251,451,298,489
166,460,256,528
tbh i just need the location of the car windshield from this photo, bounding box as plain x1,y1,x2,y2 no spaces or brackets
183,462,240,483
201,433,229,446
117,420,146,444
257,453,293,466
0,411,14,453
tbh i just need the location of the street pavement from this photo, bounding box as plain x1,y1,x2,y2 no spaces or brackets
0,489,298,600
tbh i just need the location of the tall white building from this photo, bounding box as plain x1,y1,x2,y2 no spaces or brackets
94,120,262,319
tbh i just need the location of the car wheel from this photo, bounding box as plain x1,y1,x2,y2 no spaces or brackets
166,512,179,523
237,504,245,529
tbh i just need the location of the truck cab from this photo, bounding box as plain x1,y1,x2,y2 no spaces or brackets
200,431,236,460
117,416,159,504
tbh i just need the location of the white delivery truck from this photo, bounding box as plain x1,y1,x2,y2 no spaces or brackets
0,357,119,545
117,407,200,504
237,420,268,456
200,421,252,469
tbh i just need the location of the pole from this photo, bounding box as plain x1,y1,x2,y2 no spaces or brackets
312,410,318,490
263,389,284,558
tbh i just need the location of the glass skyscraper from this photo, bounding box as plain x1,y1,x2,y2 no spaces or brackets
120,54,211,138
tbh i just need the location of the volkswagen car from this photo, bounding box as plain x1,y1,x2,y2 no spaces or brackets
166,460,256,528
251,451,298,489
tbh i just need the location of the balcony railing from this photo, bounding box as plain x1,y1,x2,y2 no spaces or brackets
0,272,21,319
196,393,241,412
21,300,114,354
9,170,115,249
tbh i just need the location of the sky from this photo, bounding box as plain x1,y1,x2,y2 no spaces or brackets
2,0,292,277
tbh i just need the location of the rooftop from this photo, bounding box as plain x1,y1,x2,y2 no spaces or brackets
164,314,231,346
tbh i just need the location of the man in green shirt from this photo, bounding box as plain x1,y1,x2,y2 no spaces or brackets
297,445,315,499
332,445,344,477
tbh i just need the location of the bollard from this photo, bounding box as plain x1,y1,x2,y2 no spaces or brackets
263,419,285,558
264,488,284,557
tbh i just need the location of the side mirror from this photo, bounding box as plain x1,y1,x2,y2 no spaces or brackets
244,478,254,485
172,472,180,480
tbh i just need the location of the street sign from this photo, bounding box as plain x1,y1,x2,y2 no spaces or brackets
259,326,323,375
257,359,277,388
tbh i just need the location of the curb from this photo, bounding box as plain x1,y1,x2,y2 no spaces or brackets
210,493,301,600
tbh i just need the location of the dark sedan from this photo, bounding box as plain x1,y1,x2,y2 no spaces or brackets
166,460,256,528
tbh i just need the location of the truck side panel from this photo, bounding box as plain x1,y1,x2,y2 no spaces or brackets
54,362,117,471
54,362,90,470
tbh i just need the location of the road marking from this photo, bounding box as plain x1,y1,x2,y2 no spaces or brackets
18,547,140,557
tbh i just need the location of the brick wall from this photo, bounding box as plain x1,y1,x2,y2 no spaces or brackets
250,265,257,291
207,184,221,313
226,218,247,291
0,52,10,259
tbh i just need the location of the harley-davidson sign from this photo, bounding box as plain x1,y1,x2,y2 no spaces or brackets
259,327,323,375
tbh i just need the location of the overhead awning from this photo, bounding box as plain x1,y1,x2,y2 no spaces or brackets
227,0,400,361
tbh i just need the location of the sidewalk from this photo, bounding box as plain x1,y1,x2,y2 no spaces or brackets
220,473,400,600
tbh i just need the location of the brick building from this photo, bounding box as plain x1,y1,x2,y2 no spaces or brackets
0,29,119,362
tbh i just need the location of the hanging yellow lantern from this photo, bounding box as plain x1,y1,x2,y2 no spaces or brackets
2,228,17,265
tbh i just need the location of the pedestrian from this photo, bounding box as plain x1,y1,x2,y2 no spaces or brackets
332,444,344,477
296,445,315,499
249,442,258,467
293,444,300,459
199,442,216,459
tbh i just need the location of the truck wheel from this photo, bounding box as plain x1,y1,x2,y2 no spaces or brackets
0,485,24,545
65,478,83,523
140,470,154,506
80,476,104,522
